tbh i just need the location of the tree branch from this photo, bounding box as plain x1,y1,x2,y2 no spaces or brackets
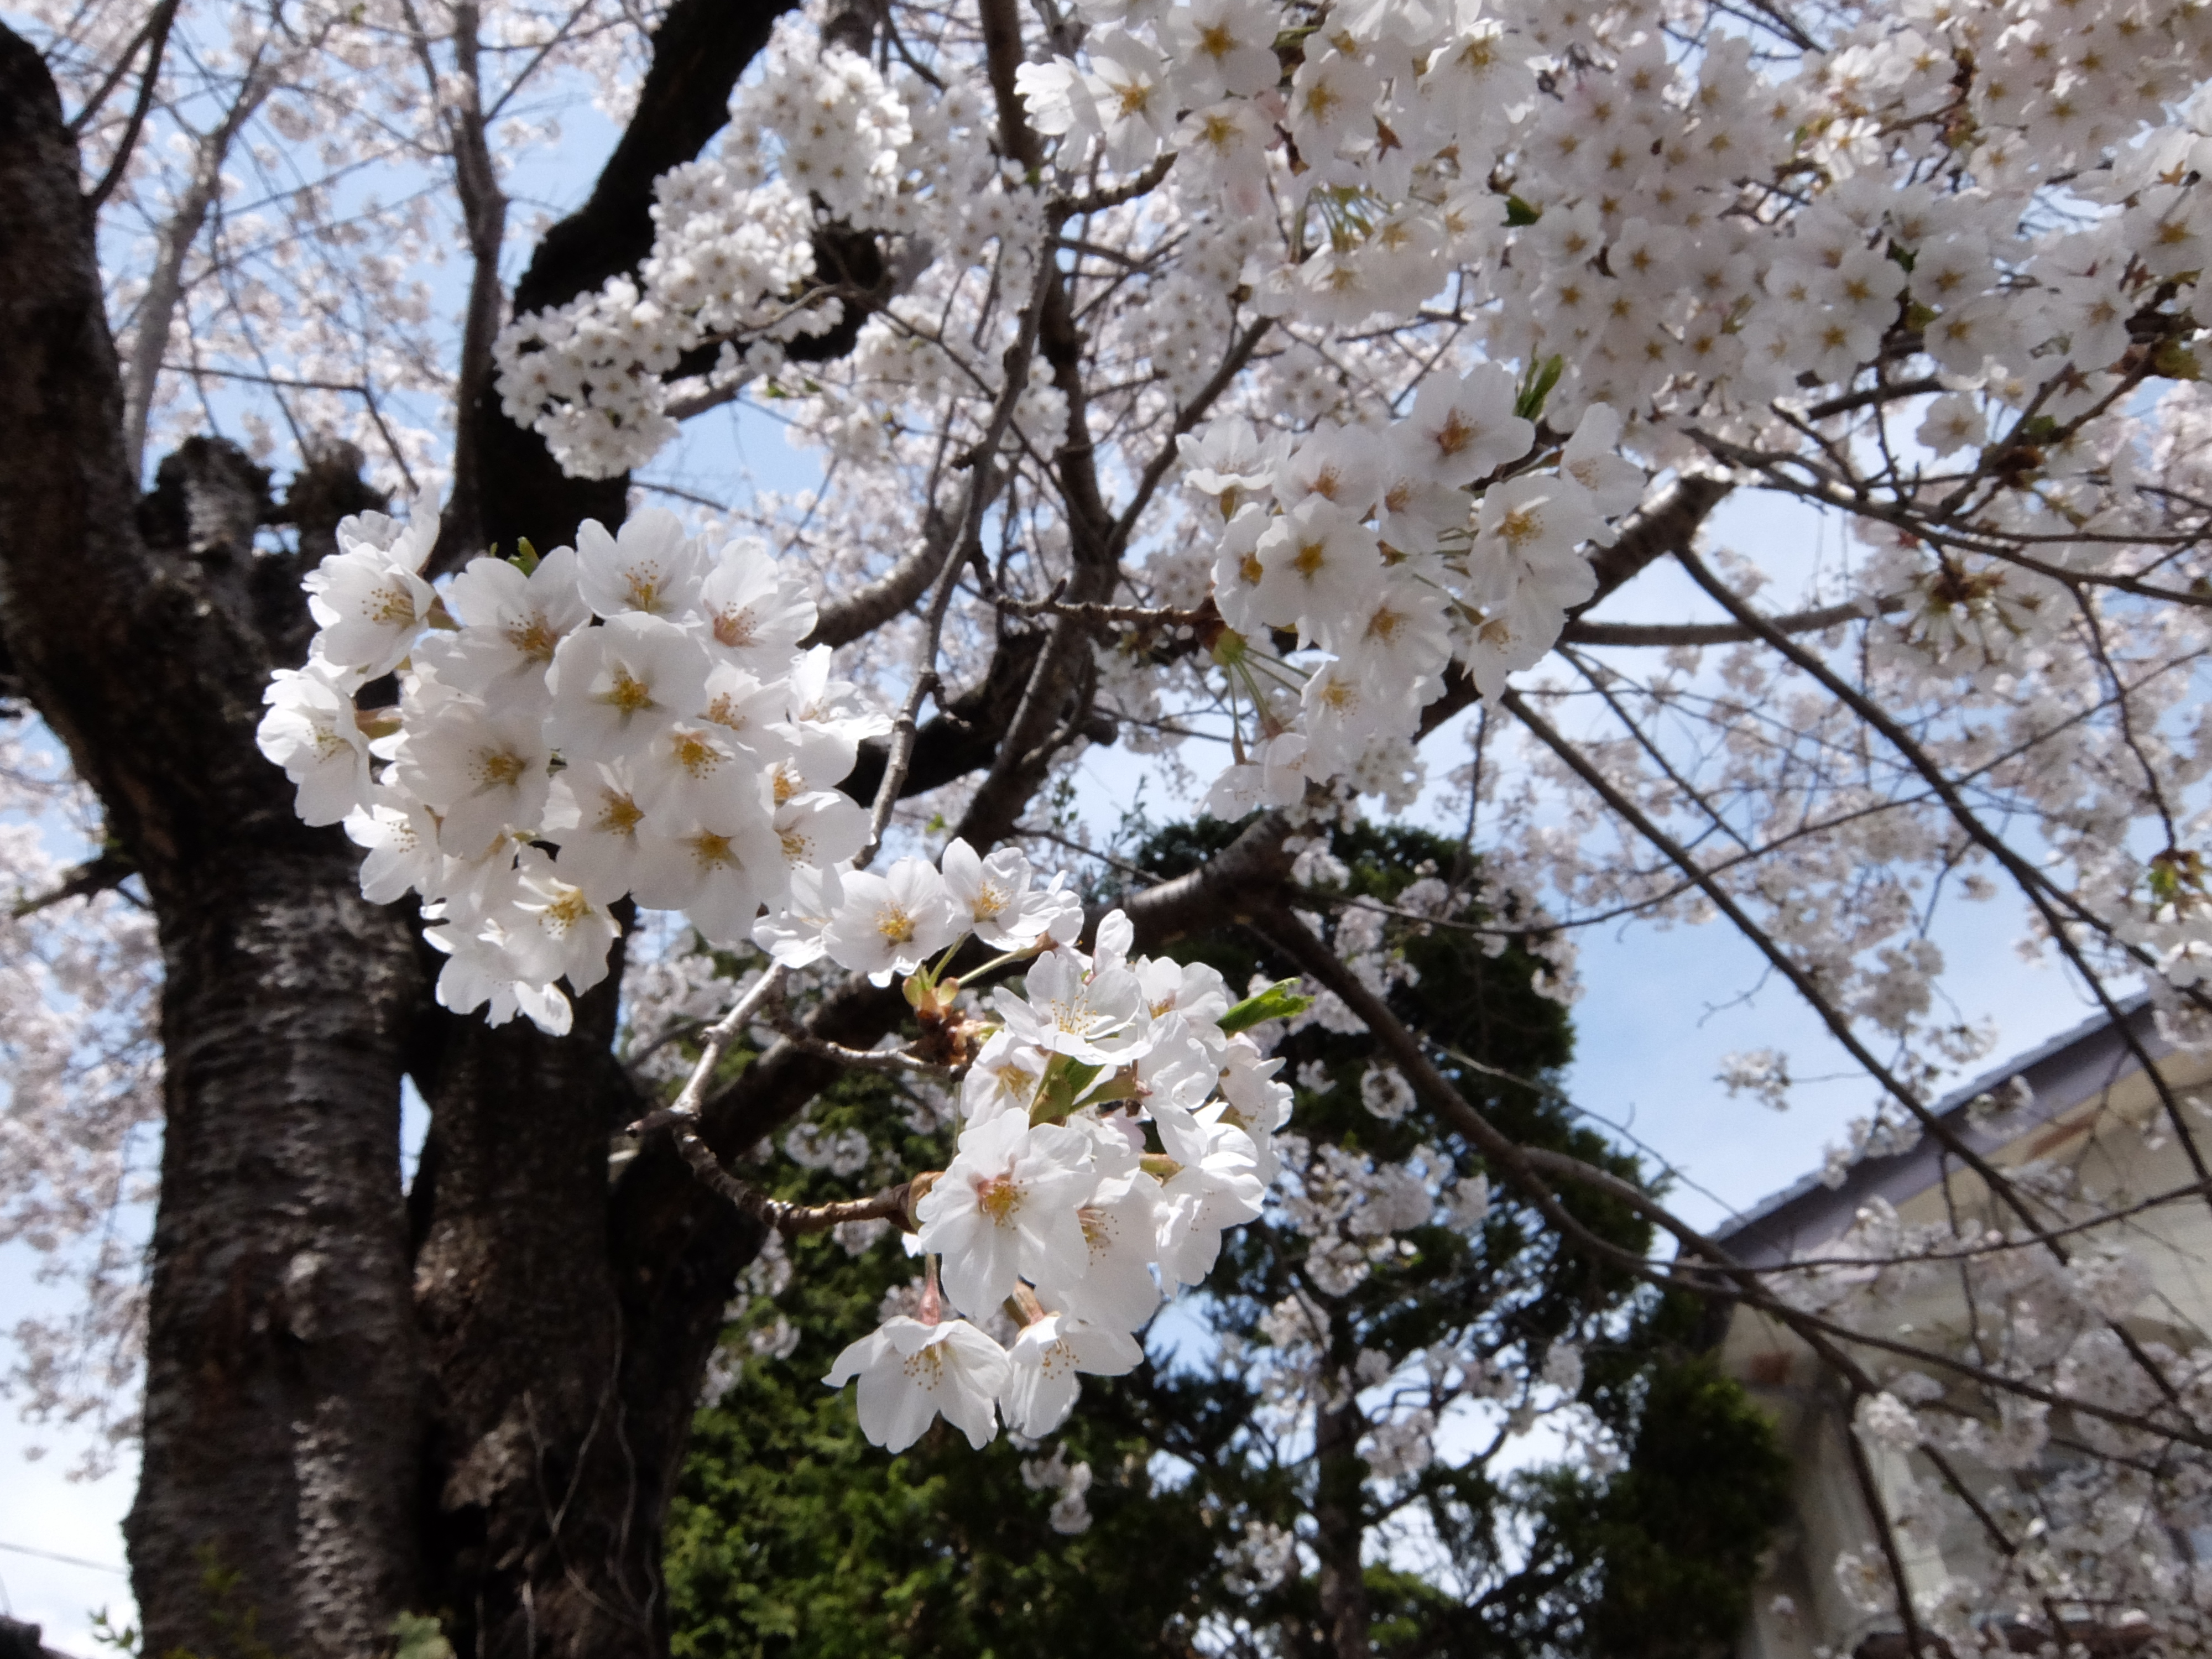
1560,594,1898,648
81,0,179,212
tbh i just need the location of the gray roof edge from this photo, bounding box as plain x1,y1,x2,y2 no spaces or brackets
1708,990,2163,1267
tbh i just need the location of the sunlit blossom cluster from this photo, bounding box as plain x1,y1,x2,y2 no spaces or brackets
257,500,888,1032
33,0,2212,1631
824,914,1297,1449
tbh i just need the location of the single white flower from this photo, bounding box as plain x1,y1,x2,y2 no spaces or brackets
696,537,817,667
941,837,1045,949
436,545,592,691
771,790,868,878
629,803,782,948
304,500,439,676
1034,1172,1164,1332
258,664,376,826
505,846,621,993
342,791,444,904
542,759,653,902
999,1313,1143,1436
823,1315,1010,1451
1401,366,1533,488
915,1112,1098,1319
993,949,1149,1065
575,508,705,619
1155,1106,1265,1286
823,858,962,983
546,612,711,760
390,685,554,855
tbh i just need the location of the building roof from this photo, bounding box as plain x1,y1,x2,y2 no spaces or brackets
1709,994,2163,1268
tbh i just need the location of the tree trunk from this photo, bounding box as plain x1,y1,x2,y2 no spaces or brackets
0,41,429,1655
1312,1396,1375,1659
131,853,426,1657
406,979,677,1658
0,7,1044,1653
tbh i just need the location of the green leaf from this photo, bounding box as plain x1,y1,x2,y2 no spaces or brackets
1219,977,1313,1034
1504,194,1541,227
1030,1055,1104,1123
393,1613,456,1659
1514,354,1564,422
512,536,539,575
2155,338,2204,380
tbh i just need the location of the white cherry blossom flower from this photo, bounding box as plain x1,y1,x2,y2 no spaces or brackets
958,1029,1052,1126
994,949,1149,1065
824,1315,1010,1451
303,510,439,679
390,686,554,854
770,790,867,878
505,847,620,993
1402,367,1533,487
1155,1106,1266,1285
696,537,817,668
628,804,782,947
542,759,653,902
575,509,705,619
941,838,1055,949
823,857,962,982
546,612,711,760
435,546,591,692
1204,731,1308,817
1254,499,1385,639
1162,0,1281,100
1035,1171,1165,1331
343,792,444,905
915,1113,1098,1318
999,1313,1144,1436
257,664,377,826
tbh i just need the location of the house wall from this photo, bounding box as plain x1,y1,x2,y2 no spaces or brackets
1718,1040,2212,1659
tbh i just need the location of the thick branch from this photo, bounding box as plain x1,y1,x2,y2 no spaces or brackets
1575,473,1735,617
1561,594,1897,648
452,0,803,566
807,507,952,646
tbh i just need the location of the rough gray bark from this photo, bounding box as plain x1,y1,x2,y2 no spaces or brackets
0,37,425,1656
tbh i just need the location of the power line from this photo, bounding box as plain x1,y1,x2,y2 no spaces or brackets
0,1539,125,1575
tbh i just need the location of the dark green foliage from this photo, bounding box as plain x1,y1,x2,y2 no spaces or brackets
664,820,1786,1659
1566,1290,1795,1659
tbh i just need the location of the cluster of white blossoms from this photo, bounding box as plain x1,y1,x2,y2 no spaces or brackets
255,498,890,1032
493,24,1006,478
754,834,1086,984
255,494,1319,1455
1191,394,1644,815
825,915,1300,1451
487,0,2212,865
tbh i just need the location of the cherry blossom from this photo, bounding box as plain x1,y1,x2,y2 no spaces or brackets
823,1314,1011,1452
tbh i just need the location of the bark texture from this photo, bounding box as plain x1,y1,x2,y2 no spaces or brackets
0,35,425,1656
